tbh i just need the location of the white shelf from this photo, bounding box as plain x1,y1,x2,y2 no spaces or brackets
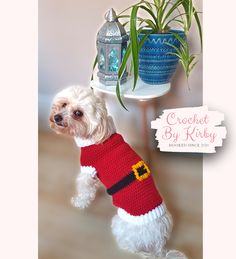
90,77,171,101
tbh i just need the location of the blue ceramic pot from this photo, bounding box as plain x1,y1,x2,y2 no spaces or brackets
138,30,186,85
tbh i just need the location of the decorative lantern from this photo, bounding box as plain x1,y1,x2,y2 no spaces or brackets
96,8,129,86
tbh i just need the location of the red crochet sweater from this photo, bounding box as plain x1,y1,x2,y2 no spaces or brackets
80,133,163,216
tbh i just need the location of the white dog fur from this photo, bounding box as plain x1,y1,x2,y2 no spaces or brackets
49,86,187,259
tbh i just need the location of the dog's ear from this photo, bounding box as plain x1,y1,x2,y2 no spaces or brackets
92,89,105,102
91,96,116,143
92,117,115,144
91,97,108,143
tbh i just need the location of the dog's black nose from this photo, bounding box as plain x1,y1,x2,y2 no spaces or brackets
54,114,63,123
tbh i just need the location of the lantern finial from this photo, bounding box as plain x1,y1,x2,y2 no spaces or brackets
105,8,118,22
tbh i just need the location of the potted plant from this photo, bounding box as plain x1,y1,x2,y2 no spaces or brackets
92,0,202,109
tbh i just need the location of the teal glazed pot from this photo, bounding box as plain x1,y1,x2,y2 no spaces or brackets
138,30,186,85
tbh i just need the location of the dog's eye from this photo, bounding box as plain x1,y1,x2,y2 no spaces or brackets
62,103,67,108
73,110,83,118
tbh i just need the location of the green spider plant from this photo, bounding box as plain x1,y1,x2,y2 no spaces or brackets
165,32,198,90
92,0,202,110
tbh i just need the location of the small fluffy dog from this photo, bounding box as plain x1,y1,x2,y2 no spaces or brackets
49,86,187,259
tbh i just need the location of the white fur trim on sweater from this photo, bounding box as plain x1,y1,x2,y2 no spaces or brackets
74,136,95,147
117,203,166,225
80,166,97,178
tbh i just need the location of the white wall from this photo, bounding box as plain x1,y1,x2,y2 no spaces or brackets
39,0,202,147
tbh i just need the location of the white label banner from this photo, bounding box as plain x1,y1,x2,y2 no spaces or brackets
151,106,227,153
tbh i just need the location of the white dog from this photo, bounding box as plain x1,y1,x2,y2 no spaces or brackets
49,86,187,259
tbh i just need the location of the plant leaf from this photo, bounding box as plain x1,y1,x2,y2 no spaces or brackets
118,15,131,19
138,30,153,52
171,32,187,48
91,55,98,81
162,0,173,15
163,0,183,24
153,0,159,8
165,32,198,88
118,2,140,16
181,0,202,50
193,7,202,50
190,60,198,71
165,42,181,54
122,21,130,27
118,44,131,79
173,19,185,25
130,5,139,90
141,0,153,10
115,27,152,108
143,18,157,30
129,58,134,75
116,81,129,111
139,5,157,25
164,12,187,26
116,43,132,110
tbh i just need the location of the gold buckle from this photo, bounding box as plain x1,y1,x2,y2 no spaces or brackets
132,160,151,181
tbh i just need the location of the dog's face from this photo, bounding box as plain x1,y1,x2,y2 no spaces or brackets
49,86,109,141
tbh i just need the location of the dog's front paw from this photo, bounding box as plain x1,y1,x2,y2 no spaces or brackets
71,194,92,209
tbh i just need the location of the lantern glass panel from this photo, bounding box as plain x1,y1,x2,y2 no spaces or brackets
108,48,119,72
98,47,105,71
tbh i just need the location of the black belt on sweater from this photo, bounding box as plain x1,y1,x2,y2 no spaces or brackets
106,160,151,196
